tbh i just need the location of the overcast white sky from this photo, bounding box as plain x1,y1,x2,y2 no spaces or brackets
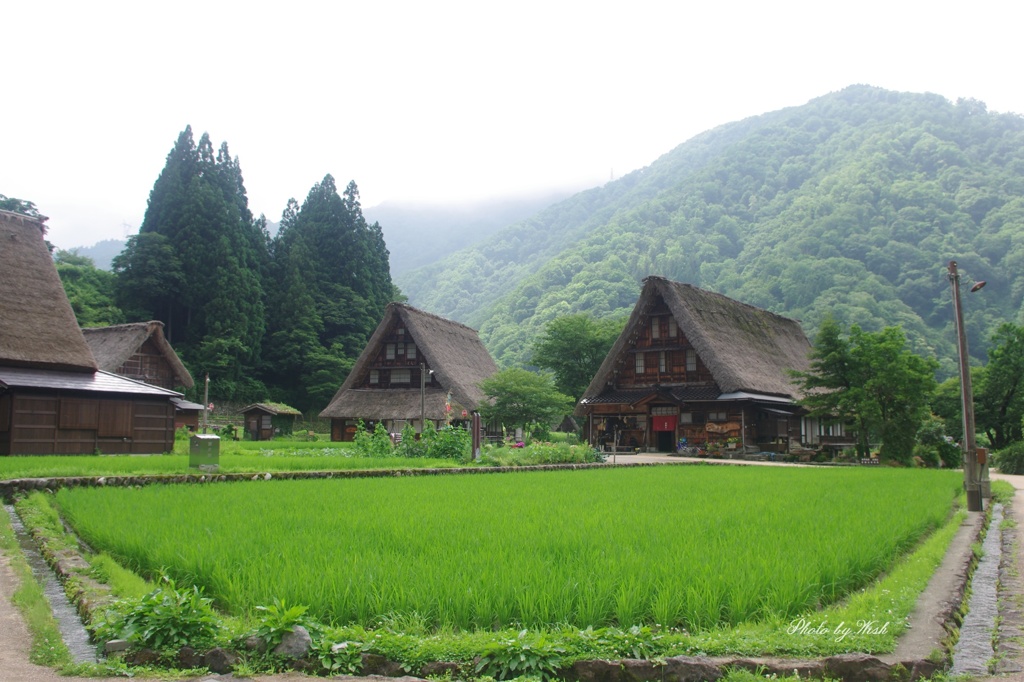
5,0,1023,251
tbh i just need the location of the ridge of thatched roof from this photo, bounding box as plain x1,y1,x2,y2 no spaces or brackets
0,210,98,372
82,321,194,388
319,303,499,419
241,402,302,416
579,277,812,405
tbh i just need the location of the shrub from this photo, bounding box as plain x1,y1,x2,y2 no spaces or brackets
255,597,309,648
994,441,1024,474
422,425,471,460
353,420,394,458
396,423,428,458
93,573,221,650
476,629,566,681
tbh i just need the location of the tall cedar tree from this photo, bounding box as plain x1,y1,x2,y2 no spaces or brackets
113,126,267,401
264,175,393,411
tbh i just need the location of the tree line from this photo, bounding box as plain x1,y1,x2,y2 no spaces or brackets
41,127,395,413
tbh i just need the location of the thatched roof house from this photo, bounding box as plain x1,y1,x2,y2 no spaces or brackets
82,321,194,390
0,211,97,373
576,276,814,454
320,303,499,441
0,210,180,455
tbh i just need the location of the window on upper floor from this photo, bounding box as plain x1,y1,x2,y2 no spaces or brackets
635,352,645,374
659,351,666,373
370,370,379,384
686,348,696,372
407,343,416,359
651,318,660,339
668,318,678,337
392,369,411,384
386,343,396,360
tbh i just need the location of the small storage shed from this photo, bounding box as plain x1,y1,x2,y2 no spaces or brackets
241,403,301,441
82,321,194,391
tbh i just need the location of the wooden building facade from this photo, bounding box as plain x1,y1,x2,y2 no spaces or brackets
0,210,181,455
242,403,301,441
576,277,814,454
320,303,500,441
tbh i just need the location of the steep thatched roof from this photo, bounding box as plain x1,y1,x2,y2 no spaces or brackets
579,277,812,407
0,210,97,372
320,303,499,420
82,321,194,388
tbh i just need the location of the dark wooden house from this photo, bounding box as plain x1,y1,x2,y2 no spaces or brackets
241,403,301,441
82,321,194,391
0,210,181,455
575,277,815,454
320,303,500,441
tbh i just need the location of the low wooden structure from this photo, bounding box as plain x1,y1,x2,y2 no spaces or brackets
320,303,500,441
241,402,301,441
0,210,181,455
576,277,817,454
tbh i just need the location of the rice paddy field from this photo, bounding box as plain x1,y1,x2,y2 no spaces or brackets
53,466,962,632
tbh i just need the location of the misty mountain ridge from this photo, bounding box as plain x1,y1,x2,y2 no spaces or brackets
397,85,1024,380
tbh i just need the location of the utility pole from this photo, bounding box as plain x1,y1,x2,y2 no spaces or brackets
948,261,983,512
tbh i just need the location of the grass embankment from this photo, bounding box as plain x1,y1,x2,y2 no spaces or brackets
0,440,463,480
55,466,961,638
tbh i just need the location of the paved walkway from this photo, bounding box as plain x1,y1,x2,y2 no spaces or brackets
1,462,1022,681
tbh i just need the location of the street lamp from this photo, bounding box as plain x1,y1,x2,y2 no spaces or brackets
947,260,983,512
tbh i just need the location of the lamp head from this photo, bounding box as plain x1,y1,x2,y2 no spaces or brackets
970,281,987,292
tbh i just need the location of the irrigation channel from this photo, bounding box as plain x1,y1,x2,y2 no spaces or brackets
951,501,1002,676
3,503,98,664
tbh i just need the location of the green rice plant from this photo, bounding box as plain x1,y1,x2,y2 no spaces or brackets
54,467,961,633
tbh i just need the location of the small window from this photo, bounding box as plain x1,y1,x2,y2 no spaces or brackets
659,351,666,373
686,349,696,372
397,327,405,336
651,318,660,339
680,412,693,424
386,344,396,360
709,411,727,422
668,318,678,337
635,352,645,374
407,344,416,359
392,369,411,384
369,370,379,384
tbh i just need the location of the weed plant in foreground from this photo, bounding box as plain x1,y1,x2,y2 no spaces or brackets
53,466,961,635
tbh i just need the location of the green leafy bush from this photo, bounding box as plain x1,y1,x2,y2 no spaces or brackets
994,441,1024,474
476,629,566,681
93,574,220,650
421,424,470,460
254,597,309,647
396,423,428,458
317,637,365,675
353,420,395,458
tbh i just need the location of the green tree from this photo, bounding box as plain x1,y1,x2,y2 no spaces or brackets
54,250,125,327
793,317,938,463
115,126,268,402
531,314,623,401
0,194,42,218
264,175,393,410
478,368,573,440
975,323,1024,448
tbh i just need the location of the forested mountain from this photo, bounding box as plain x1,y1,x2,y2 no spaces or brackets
366,191,575,275
399,86,1024,378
